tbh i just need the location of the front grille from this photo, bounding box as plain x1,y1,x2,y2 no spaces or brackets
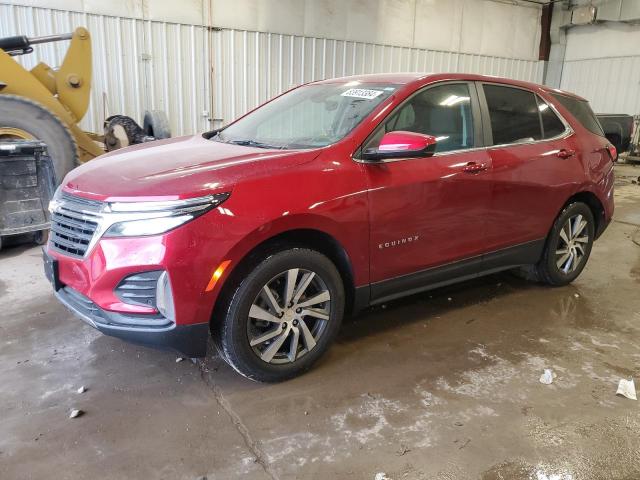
115,271,162,309
50,193,102,258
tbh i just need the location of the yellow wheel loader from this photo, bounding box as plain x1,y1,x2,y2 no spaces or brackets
0,27,171,183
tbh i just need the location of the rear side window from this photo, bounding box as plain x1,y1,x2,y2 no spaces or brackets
537,97,566,139
483,85,542,145
551,93,604,136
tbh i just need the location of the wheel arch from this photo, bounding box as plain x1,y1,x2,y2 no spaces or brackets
210,227,362,330
562,190,606,239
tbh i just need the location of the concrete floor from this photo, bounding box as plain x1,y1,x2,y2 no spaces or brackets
1,163,640,480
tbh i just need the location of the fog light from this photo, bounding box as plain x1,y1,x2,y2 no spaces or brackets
156,271,175,322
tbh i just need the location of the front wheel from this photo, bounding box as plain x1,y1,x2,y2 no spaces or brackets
213,248,345,382
536,202,595,286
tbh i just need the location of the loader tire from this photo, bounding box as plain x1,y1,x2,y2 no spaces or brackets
143,110,171,139
0,95,77,184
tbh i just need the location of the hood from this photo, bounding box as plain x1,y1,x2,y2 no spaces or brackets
63,135,320,201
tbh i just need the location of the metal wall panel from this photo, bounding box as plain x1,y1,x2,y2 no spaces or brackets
211,29,545,129
1,3,545,136
560,56,640,114
0,3,211,136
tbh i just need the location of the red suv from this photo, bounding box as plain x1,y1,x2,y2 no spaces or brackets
44,73,615,381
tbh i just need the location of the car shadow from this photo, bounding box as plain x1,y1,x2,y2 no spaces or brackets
337,271,542,343
0,234,41,259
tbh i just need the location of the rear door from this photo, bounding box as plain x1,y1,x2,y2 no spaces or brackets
479,83,579,255
361,81,493,294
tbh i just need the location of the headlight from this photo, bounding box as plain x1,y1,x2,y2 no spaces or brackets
103,192,230,237
105,215,194,237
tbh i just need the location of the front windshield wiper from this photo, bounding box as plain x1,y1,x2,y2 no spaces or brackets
226,139,285,150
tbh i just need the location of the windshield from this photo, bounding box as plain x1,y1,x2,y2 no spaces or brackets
213,83,398,149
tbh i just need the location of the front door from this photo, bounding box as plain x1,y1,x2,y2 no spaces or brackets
361,82,493,299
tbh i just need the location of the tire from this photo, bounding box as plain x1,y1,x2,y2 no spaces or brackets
212,248,345,382
33,229,49,246
536,202,595,286
0,95,77,184
104,115,148,150
143,110,171,139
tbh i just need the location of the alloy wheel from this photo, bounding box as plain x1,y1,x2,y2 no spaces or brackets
555,214,590,274
247,268,331,364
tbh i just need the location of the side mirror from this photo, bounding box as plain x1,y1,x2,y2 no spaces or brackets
361,131,437,161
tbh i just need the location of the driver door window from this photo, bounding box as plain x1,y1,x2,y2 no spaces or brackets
364,83,475,154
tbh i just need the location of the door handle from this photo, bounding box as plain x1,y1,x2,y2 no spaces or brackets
556,149,575,159
462,161,488,173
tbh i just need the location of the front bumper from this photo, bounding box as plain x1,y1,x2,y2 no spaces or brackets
56,285,209,357
45,191,241,358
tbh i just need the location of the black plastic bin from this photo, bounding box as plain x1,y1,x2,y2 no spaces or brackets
0,140,56,250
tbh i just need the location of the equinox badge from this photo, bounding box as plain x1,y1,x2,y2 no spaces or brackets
379,235,420,249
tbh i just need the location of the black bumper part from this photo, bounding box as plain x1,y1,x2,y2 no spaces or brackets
95,322,209,358
55,286,209,357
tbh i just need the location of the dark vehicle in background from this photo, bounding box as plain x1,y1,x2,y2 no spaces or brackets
596,114,634,157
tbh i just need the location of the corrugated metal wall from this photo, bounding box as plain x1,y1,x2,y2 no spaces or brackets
560,22,640,115
1,3,545,136
1,4,212,135
561,56,640,114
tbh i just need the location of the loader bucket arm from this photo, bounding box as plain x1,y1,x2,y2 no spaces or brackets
0,48,76,126
0,27,103,162
56,27,92,122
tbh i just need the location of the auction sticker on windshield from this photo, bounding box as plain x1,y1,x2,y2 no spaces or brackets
341,88,384,99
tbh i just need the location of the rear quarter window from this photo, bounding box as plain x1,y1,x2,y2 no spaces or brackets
537,96,566,139
551,93,604,137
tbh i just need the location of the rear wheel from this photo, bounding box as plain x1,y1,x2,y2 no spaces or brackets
536,202,595,286
212,248,344,382
0,95,77,183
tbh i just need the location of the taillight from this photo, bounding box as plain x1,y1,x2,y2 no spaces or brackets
606,143,617,161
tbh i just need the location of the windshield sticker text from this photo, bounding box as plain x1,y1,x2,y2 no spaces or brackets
341,88,384,100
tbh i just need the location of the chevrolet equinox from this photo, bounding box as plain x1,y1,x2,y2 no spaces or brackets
44,73,615,382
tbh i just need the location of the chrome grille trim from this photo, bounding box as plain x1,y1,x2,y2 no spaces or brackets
49,194,102,258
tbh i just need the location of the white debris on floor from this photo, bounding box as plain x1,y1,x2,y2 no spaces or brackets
374,473,391,480
69,409,83,419
77,386,87,394
539,369,556,385
616,379,637,400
